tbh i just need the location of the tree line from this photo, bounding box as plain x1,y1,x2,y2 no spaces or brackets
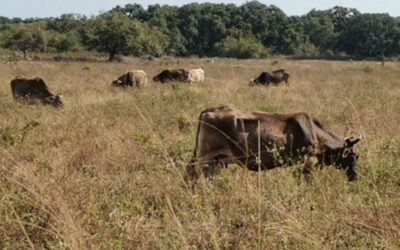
1,1,399,60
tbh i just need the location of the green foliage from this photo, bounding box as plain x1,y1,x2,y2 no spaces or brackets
133,132,151,144
47,30,80,52
128,20,168,57
0,2,399,58
80,12,135,61
6,50,24,65
46,13,85,33
240,2,297,54
80,12,167,60
1,22,46,58
302,10,337,54
337,14,400,57
215,36,269,59
0,120,40,147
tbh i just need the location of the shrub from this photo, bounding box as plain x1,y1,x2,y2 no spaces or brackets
214,36,269,59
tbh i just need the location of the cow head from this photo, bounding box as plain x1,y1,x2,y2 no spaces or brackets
249,78,255,85
282,73,290,83
46,94,64,108
321,135,362,181
112,78,122,86
152,75,160,82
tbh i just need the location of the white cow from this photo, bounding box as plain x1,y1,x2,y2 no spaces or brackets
131,70,148,88
188,68,205,84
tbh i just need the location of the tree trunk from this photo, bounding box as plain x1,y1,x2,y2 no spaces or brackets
108,53,115,62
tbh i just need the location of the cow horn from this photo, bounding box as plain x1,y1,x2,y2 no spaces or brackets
47,96,55,101
345,134,362,147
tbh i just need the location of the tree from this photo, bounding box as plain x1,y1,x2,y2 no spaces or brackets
214,35,269,58
301,10,337,55
329,6,360,33
144,5,186,55
337,14,400,57
47,31,80,52
128,20,168,57
46,13,86,33
80,12,167,60
80,12,137,61
240,2,297,54
1,23,46,58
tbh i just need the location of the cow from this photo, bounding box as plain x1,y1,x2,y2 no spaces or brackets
152,69,191,83
112,71,135,87
188,68,205,84
186,106,361,183
10,77,63,108
112,70,147,88
249,69,290,86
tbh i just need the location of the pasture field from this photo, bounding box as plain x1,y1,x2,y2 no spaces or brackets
0,57,399,249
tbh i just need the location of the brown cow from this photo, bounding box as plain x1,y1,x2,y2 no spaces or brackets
152,69,191,83
112,70,147,88
249,69,290,86
10,77,63,108
186,106,361,182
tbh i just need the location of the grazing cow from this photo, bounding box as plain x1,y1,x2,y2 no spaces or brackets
112,70,147,88
152,69,191,83
186,106,361,182
188,68,205,84
250,69,290,86
10,77,63,108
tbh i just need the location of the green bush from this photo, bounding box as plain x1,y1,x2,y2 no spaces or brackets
214,36,269,59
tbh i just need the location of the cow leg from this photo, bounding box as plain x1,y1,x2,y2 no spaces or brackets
302,156,318,183
346,166,357,181
185,158,201,183
202,156,226,182
185,155,226,184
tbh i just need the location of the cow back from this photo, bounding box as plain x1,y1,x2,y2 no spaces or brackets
11,77,52,99
10,77,63,108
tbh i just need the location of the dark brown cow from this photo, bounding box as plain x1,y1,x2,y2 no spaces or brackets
112,71,136,87
250,69,290,85
10,77,63,108
152,69,191,83
186,106,361,182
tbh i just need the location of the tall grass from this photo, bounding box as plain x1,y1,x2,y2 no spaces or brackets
0,57,399,249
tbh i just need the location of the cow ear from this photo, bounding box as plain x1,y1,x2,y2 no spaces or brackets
342,148,351,158
47,96,55,102
57,94,63,99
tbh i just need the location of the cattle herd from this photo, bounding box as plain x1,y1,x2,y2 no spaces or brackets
9,66,362,183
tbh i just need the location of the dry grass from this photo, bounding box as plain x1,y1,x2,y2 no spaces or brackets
0,57,399,249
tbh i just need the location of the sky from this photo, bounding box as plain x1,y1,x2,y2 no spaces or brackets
0,0,399,19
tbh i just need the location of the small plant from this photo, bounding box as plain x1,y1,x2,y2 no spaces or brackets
362,65,373,73
256,102,280,113
133,132,151,144
6,51,24,65
0,120,40,147
82,65,91,71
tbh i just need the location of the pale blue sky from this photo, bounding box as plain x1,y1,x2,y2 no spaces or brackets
1,1,399,18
